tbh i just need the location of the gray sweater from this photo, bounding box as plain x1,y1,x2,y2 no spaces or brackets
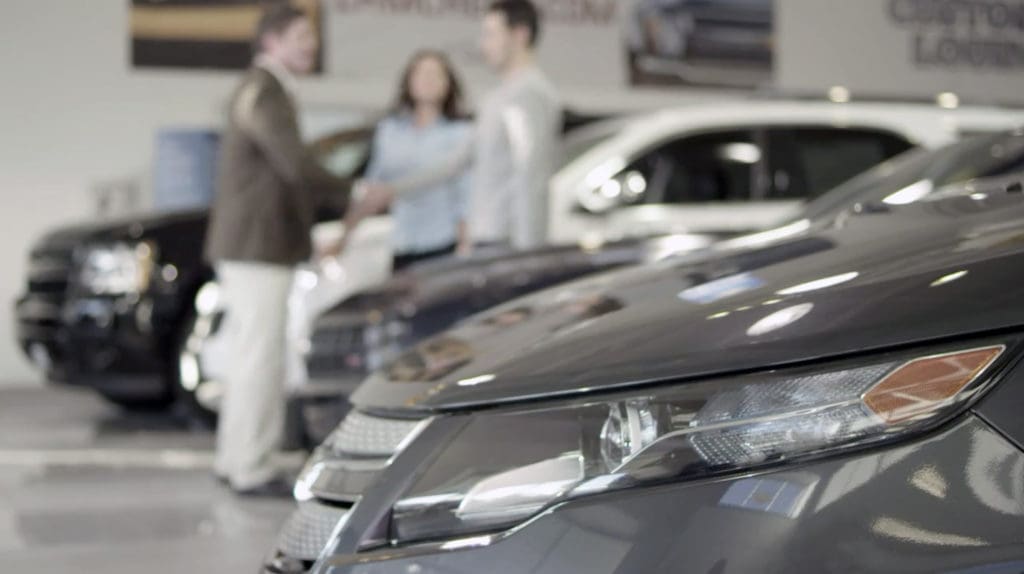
390,66,562,250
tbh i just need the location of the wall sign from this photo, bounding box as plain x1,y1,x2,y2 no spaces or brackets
324,0,776,93
131,0,323,71
888,0,1024,71
776,0,1024,106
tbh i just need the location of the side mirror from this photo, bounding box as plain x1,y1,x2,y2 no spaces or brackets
575,170,648,214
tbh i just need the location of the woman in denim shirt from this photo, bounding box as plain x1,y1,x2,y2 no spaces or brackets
361,50,473,271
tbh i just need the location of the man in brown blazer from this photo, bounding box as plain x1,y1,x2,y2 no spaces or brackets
205,4,349,496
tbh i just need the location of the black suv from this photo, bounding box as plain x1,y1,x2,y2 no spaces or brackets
14,112,606,413
14,126,374,409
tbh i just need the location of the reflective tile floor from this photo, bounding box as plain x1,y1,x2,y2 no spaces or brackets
0,385,297,573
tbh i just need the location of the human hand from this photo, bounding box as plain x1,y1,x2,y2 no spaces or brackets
456,222,472,257
317,234,349,261
358,182,395,215
320,210,367,261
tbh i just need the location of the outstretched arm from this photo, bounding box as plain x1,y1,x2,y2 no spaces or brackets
384,136,474,198
236,82,351,213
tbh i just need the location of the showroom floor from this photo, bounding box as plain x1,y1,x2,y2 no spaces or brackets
0,385,299,573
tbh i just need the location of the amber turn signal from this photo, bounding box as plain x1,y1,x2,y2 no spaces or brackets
863,346,1005,424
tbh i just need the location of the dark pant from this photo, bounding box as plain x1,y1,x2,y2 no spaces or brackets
392,243,457,272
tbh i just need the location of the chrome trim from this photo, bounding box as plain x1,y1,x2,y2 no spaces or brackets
306,458,390,503
387,417,432,465
28,259,72,281
17,300,62,321
317,505,558,569
276,501,352,563
329,411,425,458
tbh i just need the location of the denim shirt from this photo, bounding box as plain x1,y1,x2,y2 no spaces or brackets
364,114,473,255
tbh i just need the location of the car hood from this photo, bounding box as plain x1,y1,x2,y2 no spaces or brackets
352,177,1024,413
33,209,208,250
312,236,677,327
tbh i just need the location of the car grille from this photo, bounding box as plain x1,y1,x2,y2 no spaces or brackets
306,323,368,379
273,411,426,570
19,243,76,341
29,245,75,295
328,410,423,457
275,501,351,563
306,315,413,383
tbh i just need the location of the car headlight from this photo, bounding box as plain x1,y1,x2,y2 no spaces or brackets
385,343,1007,545
77,242,156,295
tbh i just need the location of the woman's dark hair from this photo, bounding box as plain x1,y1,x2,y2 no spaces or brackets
393,50,467,120
252,3,307,56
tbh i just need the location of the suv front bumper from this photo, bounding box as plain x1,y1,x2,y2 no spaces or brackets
15,293,168,399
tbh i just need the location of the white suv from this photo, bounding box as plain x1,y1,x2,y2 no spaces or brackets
550,101,1024,244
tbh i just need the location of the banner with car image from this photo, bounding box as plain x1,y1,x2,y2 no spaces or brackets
323,0,775,91
131,0,324,71
324,0,629,90
624,0,776,89
129,0,1024,105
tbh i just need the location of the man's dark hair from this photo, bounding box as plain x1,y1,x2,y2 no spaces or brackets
488,0,542,47
252,3,307,55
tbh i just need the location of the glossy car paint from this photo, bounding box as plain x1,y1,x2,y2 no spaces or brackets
303,237,690,377
297,236,701,443
975,356,1024,451
294,142,1024,572
317,416,1024,574
311,126,1024,410
264,128,1024,568
352,180,1024,413
15,209,210,401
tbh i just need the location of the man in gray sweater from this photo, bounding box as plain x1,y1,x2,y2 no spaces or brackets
345,0,563,252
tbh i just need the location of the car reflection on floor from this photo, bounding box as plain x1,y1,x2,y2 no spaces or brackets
0,386,299,574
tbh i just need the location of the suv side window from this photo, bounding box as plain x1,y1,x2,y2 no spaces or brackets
768,127,914,200
620,130,764,205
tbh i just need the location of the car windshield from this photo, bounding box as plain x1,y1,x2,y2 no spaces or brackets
319,133,373,177
802,131,1024,221
560,119,629,168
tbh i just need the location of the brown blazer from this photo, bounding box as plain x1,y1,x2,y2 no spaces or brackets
204,67,350,266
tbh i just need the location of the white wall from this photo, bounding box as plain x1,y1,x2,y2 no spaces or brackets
776,0,1024,106
0,0,235,386
0,0,730,387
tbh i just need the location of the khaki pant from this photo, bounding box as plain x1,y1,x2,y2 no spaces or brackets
214,260,293,490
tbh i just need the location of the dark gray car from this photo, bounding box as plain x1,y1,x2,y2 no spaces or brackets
267,131,1024,573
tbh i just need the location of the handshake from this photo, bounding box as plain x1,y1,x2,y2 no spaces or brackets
317,180,395,260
